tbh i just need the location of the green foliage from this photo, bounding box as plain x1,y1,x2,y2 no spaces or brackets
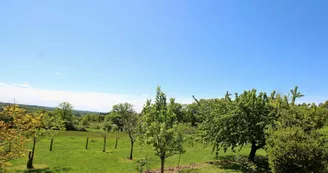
40,111,66,139
54,102,74,130
197,89,277,161
135,154,152,173
80,115,90,126
266,127,328,173
111,103,139,159
101,122,114,136
197,98,232,159
140,87,186,173
265,98,328,173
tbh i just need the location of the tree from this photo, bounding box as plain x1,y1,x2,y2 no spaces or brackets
105,113,123,131
140,87,185,173
100,122,115,152
196,89,278,162
0,105,41,172
26,112,51,169
54,102,74,129
106,103,135,131
42,111,65,151
170,102,186,123
196,98,233,159
111,103,139,159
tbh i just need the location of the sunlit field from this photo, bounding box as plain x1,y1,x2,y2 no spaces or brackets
11,131,266,173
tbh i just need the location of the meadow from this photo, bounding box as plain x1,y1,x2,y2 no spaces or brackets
11,131,266,173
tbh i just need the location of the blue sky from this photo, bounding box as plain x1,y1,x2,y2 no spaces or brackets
0,0,327,111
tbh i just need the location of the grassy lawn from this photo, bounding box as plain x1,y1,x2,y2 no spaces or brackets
10,131,266,173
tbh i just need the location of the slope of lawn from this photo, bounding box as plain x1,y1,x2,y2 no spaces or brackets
11,131,266,173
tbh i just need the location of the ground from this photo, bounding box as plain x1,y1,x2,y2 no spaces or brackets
10,131,266,173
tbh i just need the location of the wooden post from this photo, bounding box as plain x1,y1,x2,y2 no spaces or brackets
102,136,106,152
85,137,89,150
115,137,119,149
50,138,54,151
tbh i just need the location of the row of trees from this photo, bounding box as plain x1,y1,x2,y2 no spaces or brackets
1,86,327,173
195,87,328,172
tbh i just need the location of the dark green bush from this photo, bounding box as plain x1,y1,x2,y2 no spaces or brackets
267,127,328,173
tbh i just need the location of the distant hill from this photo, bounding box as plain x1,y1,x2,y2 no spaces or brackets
0,102,105,116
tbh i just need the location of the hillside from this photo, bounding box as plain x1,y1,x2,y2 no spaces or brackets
0,102,105,116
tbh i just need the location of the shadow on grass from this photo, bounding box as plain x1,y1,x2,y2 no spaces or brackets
179,169,201,173
19,167,71,173
208,155,270,173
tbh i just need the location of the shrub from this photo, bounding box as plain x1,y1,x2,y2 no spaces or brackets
135,155,152,173
267,127,328,173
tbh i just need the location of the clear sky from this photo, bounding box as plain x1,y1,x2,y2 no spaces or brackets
0,0,327,112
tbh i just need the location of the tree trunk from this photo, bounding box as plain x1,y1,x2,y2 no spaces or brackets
177,153,182,171
129,140,134,160
249,141,257,162
27,138,36,169
115,137,119,149
102,136,106,152
85,137,89,150
215,142,219,160
160,157,165,173
49,138,54,151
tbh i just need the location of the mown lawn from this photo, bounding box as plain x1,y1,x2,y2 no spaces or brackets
11,131,266,173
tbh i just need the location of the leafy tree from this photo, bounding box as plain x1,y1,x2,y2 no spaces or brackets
111,103,139,159
100,122,116,152
42,111,65,151
140,87,185,173
196,98,233,159
54,102,74,129
170,102,186,123
0,105,41,172
196,89,278,161
25,112,51,169
105,113,124,131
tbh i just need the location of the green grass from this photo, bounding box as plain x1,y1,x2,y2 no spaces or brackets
10,131,266,173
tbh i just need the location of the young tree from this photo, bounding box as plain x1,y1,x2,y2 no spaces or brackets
0,105,41,172
110,103,139,159
140,87,185,173
26,112,50,169
100,122,115,152
124,113,138,160
42,112,65,151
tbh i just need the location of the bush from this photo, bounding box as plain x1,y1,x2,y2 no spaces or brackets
267,127,328,173
135,155,152,173
74,125,87,131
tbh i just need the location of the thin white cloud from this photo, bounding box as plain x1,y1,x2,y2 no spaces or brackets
0,83,193,112
55,72,63,76
0,82,31,88
0,83,10,87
